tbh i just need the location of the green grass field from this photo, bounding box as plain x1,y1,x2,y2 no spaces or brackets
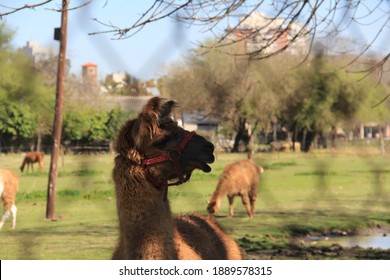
0,149,389,259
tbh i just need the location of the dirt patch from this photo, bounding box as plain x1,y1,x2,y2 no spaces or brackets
243,241,390,260
241,226,390,260
244,245,390,260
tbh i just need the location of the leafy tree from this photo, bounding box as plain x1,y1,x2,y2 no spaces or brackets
159,44,298,152
62,110,89,143
123,73,149,96
105,107,131,140
0,23,13,49
0,101,37,152
62,107,129,145
280,50,386,151
160,42,389,152
0,23,54,151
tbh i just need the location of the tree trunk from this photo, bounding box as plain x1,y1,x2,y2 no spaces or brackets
379,128,385,155
330,126,337,149
231,117,250,153
46,0,68,220
292,126,300,151
301,129,316,152
36,121,43,152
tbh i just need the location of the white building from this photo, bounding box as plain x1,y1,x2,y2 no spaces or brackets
22,41,56,64
229,12,310,56
107,72,127,88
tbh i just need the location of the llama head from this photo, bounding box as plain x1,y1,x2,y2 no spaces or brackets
115,97,215,183
207,200,219,215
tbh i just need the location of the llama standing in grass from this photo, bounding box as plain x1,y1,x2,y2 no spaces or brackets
111,97,242,260
0,169,19,230
207,157,264,218
20,151,44,173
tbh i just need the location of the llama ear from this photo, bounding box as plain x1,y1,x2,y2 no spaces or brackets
159,100,177,119
132,97,161,147
142,97,162,118
132,97,178,148
142,97,177,120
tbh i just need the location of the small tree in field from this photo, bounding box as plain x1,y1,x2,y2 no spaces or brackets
0,23,53,152
281,49,386,152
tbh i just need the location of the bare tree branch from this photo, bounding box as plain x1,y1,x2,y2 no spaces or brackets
1,0,389,77
371,93,390,108
48,0,94,12
87,0,389,77
0,1,54,17
0,0,95,17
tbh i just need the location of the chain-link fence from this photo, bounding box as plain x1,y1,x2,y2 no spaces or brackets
0,1,389,260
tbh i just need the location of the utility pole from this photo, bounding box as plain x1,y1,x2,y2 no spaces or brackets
46,0,68,220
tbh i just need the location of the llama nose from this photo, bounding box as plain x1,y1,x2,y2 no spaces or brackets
204,142,215,163
203,142,215,158
205,141,214,151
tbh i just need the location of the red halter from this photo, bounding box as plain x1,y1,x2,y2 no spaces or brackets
141,131,196,198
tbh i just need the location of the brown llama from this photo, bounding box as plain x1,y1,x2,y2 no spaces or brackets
112,97,242,260
207,155,264,218
0,169,19,230
20,151,44,173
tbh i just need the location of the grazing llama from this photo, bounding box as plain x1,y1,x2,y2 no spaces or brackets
207,155,264,218
112,97,242,260
0,169,19,230
20,151,44,173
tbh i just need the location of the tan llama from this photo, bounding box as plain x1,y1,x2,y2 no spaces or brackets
0,169,19,230
207,158,264,218
111,97,242,260
20,151,44,173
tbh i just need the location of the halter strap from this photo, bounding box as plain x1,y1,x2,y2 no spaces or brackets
141,131,196,166
141,131,196,200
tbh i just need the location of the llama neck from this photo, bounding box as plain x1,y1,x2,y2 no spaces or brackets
210,181,227,209
113,156,177,259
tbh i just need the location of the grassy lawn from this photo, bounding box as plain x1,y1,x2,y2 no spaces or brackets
0,149,389,259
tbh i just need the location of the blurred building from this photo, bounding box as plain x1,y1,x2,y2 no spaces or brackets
106,72,127,88
228,12,310,56
178,112,219,139
22,41,56,64
82,62,98,83
102,72,159,96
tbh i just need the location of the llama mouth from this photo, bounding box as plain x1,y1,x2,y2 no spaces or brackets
189,154,214,173
188,160,212,173
199,162,212,173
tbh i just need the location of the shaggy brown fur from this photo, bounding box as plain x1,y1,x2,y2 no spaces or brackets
20,151,44,173
207,159,264,218
0,169,19,230
111,97,242,260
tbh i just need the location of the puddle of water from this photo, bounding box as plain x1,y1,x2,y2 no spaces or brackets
328,233,390,249
308,233,390,250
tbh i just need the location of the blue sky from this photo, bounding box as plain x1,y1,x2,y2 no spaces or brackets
3,0,212,80
2,0,389,81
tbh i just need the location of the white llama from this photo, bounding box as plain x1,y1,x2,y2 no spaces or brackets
0,169,19,230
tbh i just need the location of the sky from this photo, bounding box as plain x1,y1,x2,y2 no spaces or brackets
2,0,213,80
1,0,389,81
